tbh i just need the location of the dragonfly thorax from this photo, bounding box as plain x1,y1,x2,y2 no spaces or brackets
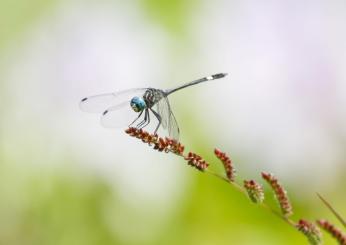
130,97,146,112
143,88,165,108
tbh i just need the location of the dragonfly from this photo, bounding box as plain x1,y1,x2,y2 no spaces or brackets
80,73,228,140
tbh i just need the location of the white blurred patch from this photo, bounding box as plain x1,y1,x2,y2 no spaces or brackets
1,0,187,224
191,0,346,188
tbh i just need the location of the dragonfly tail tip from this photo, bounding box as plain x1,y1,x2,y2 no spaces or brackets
212,73,228,79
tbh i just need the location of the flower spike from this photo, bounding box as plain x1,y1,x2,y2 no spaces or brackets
244,180,264,204
214,148,236,181
296,219,322,245
317,219,346,245
261,172,293,217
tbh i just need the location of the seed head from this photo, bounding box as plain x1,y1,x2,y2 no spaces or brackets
184,152,209,171
125,127,184,155
296,219,322,245
317,219,346,245
214,148,236,181
244,180,264,204
261,172,293,217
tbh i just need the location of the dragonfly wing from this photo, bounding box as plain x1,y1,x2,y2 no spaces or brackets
80,88,147,113
101,101,142,128
155,95,170,129
155,96,180,140
168,110,180,141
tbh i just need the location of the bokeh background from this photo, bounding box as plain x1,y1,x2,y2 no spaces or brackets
1,0,346,244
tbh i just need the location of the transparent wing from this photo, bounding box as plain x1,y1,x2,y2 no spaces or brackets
101,101,142,128
155,95,170,129
155,96,180,140
168,110,180,141
79,88,147,113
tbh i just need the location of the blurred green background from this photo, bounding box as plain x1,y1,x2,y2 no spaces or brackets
1,0,346,244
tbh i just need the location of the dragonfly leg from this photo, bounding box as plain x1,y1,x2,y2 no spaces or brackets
150,108,161,134
137,109,148,128
129,110,144,127
139,109,150,129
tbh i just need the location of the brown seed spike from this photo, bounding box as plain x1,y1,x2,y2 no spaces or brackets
317,219,346,245
296,219,322,245
261,172,293,217
165,138,185,155
184,152,209,171
244,180,264,204
125,127,185,155
214,148,236,182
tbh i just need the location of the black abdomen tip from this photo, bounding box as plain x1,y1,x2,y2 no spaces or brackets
212,73,228,79
81,97,88,102
103,110,108,115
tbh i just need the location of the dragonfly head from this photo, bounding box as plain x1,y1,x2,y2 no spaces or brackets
130,96,146,112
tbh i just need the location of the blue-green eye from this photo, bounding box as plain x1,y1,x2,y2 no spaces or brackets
130,97,146,112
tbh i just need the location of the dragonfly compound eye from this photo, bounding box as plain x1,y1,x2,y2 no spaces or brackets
130,97,146,112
